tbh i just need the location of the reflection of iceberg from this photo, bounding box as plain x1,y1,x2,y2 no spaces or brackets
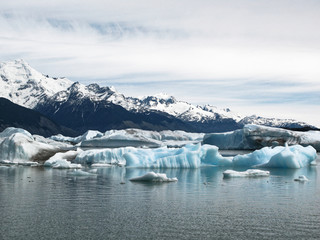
130,172,178,182
203,124,320,151
67,170,96,176
223,169,270,178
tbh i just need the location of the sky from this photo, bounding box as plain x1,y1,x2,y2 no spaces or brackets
1,0,320,127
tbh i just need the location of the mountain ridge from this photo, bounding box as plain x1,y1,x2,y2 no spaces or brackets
0,59,317,134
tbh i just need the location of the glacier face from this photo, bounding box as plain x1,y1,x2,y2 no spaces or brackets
203,124,320,151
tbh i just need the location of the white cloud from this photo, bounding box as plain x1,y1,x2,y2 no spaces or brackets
1,0,320,126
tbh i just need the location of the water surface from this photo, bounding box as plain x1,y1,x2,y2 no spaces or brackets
0,154,319,240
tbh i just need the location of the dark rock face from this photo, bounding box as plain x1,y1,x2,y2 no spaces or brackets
0,97,77,137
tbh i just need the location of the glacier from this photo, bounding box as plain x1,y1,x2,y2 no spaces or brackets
130,172,178,182
50,130,103,144
223,169,270,178
203,124,320,151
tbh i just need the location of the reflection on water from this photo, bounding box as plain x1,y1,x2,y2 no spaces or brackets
0,155,319,240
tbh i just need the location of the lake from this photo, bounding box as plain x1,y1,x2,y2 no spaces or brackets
0,152,319,240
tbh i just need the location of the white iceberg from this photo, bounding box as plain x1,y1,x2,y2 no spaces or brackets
80,128,203,148
0,127,65,163
49,130,103,144
51,159,82,169
223,169,270,178
294,175,309,182
130,172,178,182
203,124,320,151
90,163,112,168
44,149,82,168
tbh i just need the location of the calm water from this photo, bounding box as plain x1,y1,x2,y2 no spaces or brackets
1,153,320,240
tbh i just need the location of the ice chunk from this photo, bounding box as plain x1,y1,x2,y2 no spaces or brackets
124,144,231,168
67,170,96,176
259,145,317,168
91,163,112,168
203,124,320,151
74,147,135,165
294,175,309,182
223,169,270,178
0,128,62,163
50,130,103,144
51,159,82,169
233,145,317,169
130,172,178,182
44,149,82,167
80,128,203,148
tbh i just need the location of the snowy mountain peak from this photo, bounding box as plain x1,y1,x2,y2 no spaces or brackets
0,59,73,108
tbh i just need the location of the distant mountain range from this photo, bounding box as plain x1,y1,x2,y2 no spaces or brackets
0,59,317,135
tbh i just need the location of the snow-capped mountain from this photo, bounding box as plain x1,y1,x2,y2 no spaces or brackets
0,59,316,133
0,59,73,108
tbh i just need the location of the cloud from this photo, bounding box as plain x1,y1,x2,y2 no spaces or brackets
0,0,320,126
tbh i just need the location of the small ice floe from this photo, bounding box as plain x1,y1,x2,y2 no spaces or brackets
67,170,97,176
91,163,112,168
130,171,178,182
294,175,309,182
223,169,270,178
18,162,39,167
51,159,82,169
0,160,16,165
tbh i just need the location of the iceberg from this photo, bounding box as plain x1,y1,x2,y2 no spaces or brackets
203,124,320,151
44,149,82,168
223,169,270,178
51,159,82,169
0,127,66,163
130,172,178,182
124,144,231,168
80,128,203,148
294,175,309,182
74,147,135,165
233,145,317,169
49,130,103,144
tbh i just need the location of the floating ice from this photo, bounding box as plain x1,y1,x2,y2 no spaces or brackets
294,175,309,182
203,124,320,151
67,170,96,176
51,159,82,169
130,172,178,182
233,145,317,169
91,163,112,168
50,130,103,144
124,143,231,168
0,127,62,163
74,147,135,165
223,169,270,178
44,149,82,167
80,128,203,148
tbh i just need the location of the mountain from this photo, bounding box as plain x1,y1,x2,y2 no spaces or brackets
0,59,317,134
0,97,77,137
